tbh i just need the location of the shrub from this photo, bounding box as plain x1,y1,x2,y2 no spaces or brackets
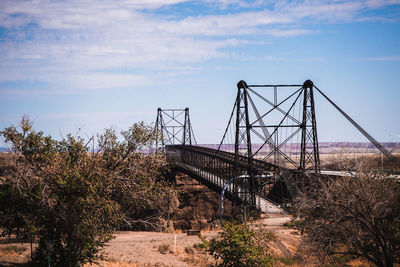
184,246,195,254
158,243,171,254
282,219,302,228
201,221,275,267
293,164,400,267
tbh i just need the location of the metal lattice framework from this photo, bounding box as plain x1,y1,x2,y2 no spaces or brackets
234,80,256,209
161,79,392,217
213,79,391,213
219,80,391,174
155,108,196,147
300,80,320,174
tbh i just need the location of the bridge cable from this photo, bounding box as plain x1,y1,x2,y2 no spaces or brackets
217,97,238,151
314,85,392,158
190,123,197,145
200,97,238,171
247,92,276,151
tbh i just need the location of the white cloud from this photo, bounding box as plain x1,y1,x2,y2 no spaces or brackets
264,28,318,37
361,56,400,61
0,0,399,95
365,0,400,8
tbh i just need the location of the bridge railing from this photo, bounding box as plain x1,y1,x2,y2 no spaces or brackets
166,145,236,190
165,145,296,203
167,145,304,205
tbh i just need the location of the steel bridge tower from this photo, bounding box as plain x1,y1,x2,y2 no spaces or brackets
234,80,256,213
155,108,196,147
300,80,321,174
231,79,323,214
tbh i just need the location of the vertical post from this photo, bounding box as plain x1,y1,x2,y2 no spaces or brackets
155,108,165,148
30,239,33,262
242,85,256,209
233,82,242,217
167,195,171,229
46,241,51,267
174,234,177,254
300,80,321,174
155,108,160,148
234,80,256,220
183,107,192,145
183,109,187,145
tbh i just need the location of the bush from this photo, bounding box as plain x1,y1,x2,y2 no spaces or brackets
282,219,302,228
201,221,275,267
158,243,171,254
293,164,400,267
184,246,194,254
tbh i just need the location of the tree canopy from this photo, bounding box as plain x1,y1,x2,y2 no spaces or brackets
0,117,172,266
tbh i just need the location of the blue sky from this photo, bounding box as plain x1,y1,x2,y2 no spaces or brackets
0,0,400,145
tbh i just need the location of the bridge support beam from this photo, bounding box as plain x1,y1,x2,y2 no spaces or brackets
300,80,321,174
234,80,256,217
155,108,196,147
220,175,246,223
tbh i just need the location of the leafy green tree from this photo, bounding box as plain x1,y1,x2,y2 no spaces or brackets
201,221,275,267
0,117,171,266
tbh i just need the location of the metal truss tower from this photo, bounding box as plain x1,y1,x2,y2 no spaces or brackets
230,80,322,175
225,79,391,177
155,108,196,147
234,80,256,213
300,80,321,174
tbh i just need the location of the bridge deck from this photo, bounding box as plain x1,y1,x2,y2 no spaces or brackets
174,161,283,214
166,145,376,216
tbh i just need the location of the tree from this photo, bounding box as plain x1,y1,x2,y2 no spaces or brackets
97,123,173,230
201,221,275,267
0,117,171,266
293,160,400,267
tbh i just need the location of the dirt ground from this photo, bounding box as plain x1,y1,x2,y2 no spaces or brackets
0,213,298,267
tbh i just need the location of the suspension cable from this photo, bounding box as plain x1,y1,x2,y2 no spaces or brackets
217,97,238,151
314,85,392,158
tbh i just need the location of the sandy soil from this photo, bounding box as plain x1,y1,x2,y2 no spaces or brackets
0,214,298,267
97,230,216,267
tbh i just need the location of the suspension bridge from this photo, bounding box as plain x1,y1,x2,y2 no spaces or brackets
154,80,393,217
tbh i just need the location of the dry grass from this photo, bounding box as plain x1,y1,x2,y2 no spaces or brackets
157,243,172,254
86,259,169,267
0,245,27,255
182,254,211,267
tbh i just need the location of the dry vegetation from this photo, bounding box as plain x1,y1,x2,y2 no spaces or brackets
1,117,399,266
1,152,400,266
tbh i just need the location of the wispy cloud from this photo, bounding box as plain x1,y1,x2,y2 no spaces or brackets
365,0,400,8
232,54,325,62
0,0,399,96
360,56,400,61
